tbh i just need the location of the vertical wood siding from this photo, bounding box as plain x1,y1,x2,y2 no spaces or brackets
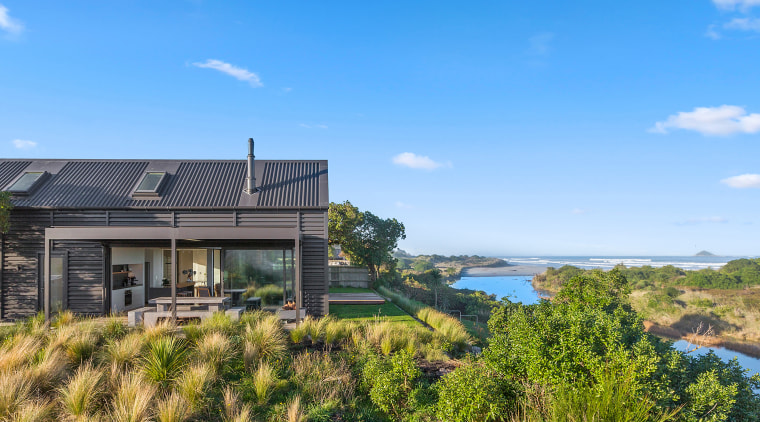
2,213,47,319
300,211,328,315
52,241,104,315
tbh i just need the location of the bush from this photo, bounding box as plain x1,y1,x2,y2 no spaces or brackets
254,284,283,306
436,363,514,422
363,349,421,419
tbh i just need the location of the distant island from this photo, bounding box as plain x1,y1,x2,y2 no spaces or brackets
695,250,716,256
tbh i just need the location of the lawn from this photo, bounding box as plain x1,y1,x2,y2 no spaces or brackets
330,302,420,326
328,286,374,293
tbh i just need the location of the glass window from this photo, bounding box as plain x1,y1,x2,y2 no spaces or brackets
7,172,45,193
134,172,166,194
224,249,294,309
50,255,65,314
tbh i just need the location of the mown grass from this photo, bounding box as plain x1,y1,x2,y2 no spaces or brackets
330,303,419,326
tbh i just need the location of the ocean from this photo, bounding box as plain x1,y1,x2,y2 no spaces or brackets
501,255,752,271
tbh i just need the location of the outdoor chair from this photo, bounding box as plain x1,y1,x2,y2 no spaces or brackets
197,287,211,297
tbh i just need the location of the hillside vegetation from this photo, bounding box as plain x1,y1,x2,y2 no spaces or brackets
4,268,760,421
534,260,760,345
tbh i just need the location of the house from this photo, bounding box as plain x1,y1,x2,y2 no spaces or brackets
0,139,329,321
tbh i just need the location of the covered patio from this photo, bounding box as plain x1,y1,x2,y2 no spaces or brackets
42,226,307,325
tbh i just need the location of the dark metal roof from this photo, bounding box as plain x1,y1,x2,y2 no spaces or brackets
0,161,32,189
0,159,328,210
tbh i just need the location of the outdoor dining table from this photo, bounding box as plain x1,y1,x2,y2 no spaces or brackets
148,296,230,312
226,288,247,306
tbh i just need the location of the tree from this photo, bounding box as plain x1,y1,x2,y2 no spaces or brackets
328,201,406,281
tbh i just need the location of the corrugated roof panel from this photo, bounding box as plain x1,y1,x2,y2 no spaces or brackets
129,161,246,208
13,161,148,208
0,159,326,209
257,161,320,207
0,161,32,189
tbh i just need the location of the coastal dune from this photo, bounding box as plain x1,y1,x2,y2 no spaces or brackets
462,264,548,277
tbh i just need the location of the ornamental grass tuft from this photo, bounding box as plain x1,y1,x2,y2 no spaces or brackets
109,371,156,422
58,363,104,419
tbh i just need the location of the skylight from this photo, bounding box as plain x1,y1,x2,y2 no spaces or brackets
132,172,166,197
6,172,47,195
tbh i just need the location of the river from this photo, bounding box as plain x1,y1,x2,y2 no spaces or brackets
452,275,760,377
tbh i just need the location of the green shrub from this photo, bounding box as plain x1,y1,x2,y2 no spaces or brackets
689,298,714,308
142,336,188,389
255,284,283,306
363,349,421,419
436,363,514,422
664,286,681,298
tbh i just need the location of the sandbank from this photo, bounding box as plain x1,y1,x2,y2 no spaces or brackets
461,264,548,277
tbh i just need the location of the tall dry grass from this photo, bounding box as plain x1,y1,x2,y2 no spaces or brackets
243,314,287,372
195,331,233,377
0,370,34,419
108,372,156,422
292,351,355,405
286,395,306,422
174,362,214,415
222,387,253,422
58,364,104,420
377,286,472,352
102,332,144,381
155,393,189,422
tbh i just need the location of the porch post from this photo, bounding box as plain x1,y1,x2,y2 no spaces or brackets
295,214,302,326
43,238,51,321
220,249,225,298
171,237,176,321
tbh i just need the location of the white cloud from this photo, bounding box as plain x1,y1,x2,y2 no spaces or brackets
722,173,760,188
299,123,328,129
12,139,36,149
713,0,760,10
651,105,760,136
705,24,722,39
528,32,554,56
679,216,728,225
192,59,262,87
395,201,414,209
0,4,24,35
392,152,451,170
724,17,760,31
571,208,587,215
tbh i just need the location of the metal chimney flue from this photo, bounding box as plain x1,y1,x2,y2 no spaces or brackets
245,138,258,194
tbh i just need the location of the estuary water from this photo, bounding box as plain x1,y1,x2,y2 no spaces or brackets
452,272,760,377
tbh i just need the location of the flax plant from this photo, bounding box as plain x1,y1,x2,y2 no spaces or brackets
142,336,188,389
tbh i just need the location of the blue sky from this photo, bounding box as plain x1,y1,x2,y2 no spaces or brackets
2,1,760,256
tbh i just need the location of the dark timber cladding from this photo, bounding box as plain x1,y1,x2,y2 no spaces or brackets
0,156,329,320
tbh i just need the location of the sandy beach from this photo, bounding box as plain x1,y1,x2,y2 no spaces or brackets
461,264,548,277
